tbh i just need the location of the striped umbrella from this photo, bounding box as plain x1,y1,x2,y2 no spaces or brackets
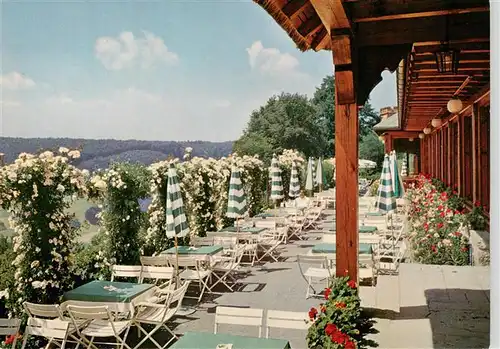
226,166,247,219
311,157,317,188
315,157,324,191
305,157,314,193
390,151,404,198
289,161,301,198
270,155,284,201
401,157,408,177
376,154,397,213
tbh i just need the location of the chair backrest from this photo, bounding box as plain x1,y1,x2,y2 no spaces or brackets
213,236,238,249
111,265,142,281
24,302,63,319
191,236,214,247
24,318,70,341
168,281,190,312
140,255,170,266
166,255,197,269
265,310,309,338
254,220,276,229
0,318,21,338
66,305,111,321
297,255,331,274
140,266,174,285
214,306,264,337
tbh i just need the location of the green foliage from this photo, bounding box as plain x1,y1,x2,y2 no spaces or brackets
322,160,334,189
358,104,381,137
467,204,488,231
369,180,380,197
359,133,384,172
0,236,15,317
234,93,329,161
307,277,377,349
71,231,108,285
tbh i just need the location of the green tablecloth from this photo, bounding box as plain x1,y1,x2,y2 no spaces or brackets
312,243,373,255
366,212,384,217
63,281,154,303
162,245,223,255
329,226,378,233
170,332,290,349
219,227,266,234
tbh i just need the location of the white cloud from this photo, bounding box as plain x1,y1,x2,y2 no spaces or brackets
0,99,21,107
213,99,231,108
95,31,179,71
246,41,299,75
0,72,36,90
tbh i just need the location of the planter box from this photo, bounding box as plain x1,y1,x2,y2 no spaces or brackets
465,227,490,266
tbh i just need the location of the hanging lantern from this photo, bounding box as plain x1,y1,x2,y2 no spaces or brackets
431,118,442,128
434,43,460,74
447,98,463,114
419,133,425,139
409,138,414,142
423,127,432,135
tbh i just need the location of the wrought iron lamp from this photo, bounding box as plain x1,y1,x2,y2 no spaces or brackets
435,44,460,74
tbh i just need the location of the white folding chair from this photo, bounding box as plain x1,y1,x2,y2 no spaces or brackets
66,305,132,349
140,266,175,288
111,265,142,282
140,256,170,266
167,255,212,303
214,306,264,338
213,236,238,251
303,207,323,230
265,310,309,338
296,255,332,299
0,318,20,348
133,281,190,349
238,233,259,267
374,240,408,276
257,228,287,263
210,245,245,291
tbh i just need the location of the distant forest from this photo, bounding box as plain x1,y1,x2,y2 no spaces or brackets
0,137,234,170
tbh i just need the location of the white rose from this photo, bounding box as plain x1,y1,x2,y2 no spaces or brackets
58,147,69,153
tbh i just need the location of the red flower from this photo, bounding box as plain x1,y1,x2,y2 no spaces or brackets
474,201,481,207
454,231,462,237
431,245,437,253
347,280,357,289
324,287,331,300
437,205,444,211
461,246,468,252
325,323,338,336
454,210,460,215
437,222,444,229
331,331,349,345
423,223,429,231
335,302,346,309
345,340,356,349
308,307,318,320
320,305,326,313
452,190,458,195
440,211,445,217
5,335,16,345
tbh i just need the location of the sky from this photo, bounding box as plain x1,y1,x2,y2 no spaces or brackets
0,1,397,142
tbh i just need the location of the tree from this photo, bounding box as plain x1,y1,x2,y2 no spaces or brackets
233,93,329,163
359,132,385,173
311,75,382,157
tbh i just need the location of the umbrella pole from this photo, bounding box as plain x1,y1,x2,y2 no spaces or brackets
174,235,179,288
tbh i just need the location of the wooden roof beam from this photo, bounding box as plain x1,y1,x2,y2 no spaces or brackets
282,0,309,18
309,0,352,35
297,15,324,36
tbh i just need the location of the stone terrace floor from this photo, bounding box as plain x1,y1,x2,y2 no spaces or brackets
129,227,490,349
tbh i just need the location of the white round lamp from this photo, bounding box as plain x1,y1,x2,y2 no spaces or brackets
423,127,432,135
431,118,442,128
418,133,425,139
447,98,463,114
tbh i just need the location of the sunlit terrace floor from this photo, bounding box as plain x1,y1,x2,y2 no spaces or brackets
125,221,490,349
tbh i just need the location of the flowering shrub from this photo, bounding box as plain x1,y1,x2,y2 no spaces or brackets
307,277,377,349
0,149,88,314
406,174,470,265
467,201,488,231
0,237,16,317
0,333,22,349
88,163,150,273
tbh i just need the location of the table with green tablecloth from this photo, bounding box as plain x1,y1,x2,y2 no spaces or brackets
169,332,290,349
162,245,224,256
328,225,378,234
311,243,373,255
219,227,267,234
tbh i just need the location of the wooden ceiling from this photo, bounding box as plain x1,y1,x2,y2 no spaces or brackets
253,0,490,113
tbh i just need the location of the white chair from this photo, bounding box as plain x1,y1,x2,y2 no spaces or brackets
22,302,88,349
167,255,212,303
257,228,287,263
140,256,170,266
374,240,407,276
296,255,332,299
213,236,238,251
238,233,259,267
133,281,190,349
190,236,214,247
66,305,132,349
214,306,264,338
0,319,20,348
140,266,175,288
265,310,309,338
254,220,276,230
111,265,142,282
210,246,245,291
303,207,323,230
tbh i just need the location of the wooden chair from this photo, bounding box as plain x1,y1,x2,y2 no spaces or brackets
265,310,309,338
214,306,264,338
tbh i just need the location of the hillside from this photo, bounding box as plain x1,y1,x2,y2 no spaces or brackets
0,137,234,169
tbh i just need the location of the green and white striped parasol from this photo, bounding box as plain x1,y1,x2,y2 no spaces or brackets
165,162,189,239
311,157,317,188
305,157,314,192
376,154,397,213
289,161,301,198
390,150,404,198
226,167,247,218
401,157,408,177
270,154,284,201
315,157,324,190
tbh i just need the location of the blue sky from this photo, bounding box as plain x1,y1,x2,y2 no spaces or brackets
0,1,397,141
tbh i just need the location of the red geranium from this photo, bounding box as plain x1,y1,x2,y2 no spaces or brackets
461,246,468,252
5,335,16,345
347,280,356,289
437,222,444,229
308,307,318,320
331,330,349,344
474,201,481,207
431,245,437,253
324,287,331,300
345,340,356,349
325,323,338,336
335,301,346,309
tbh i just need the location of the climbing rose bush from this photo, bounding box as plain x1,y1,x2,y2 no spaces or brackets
306,277,377,349
0,149,89,314
406,174,470,265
